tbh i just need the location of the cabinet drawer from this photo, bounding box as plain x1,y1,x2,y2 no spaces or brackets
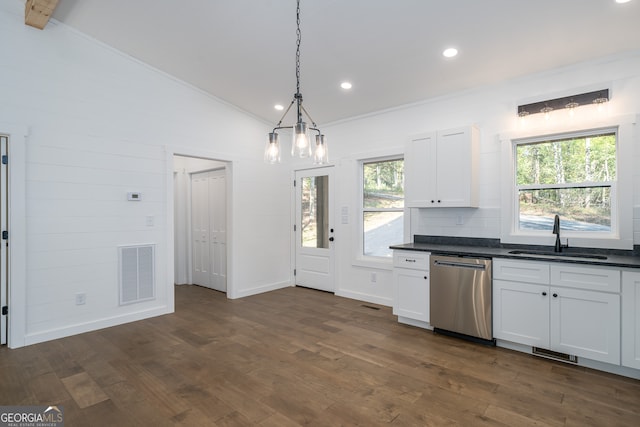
393,251,430,270
493,258,549,284
551,264,620,293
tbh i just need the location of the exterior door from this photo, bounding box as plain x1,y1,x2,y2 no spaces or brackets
191,170,227,292
295,168,334,292
1,136,7,345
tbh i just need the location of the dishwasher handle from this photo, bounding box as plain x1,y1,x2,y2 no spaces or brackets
433,260,487,270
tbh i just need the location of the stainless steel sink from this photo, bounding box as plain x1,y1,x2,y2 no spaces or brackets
508,250,607,260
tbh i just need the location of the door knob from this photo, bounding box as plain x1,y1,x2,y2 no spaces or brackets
329,237,334,242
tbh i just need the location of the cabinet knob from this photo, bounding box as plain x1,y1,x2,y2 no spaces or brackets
431,200,435,203
424,276,427,280
542,292,547,296
437,200,441,203
553,293,558,298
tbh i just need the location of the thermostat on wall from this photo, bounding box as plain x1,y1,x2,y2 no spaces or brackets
127,192,142,201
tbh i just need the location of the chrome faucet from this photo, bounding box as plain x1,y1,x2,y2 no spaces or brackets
552,215,562,252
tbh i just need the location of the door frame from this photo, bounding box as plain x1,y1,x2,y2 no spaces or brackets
0,124,27,348
292,166,335,292
166,147,234,303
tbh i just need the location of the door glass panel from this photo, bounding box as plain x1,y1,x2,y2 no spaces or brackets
301,175,329,248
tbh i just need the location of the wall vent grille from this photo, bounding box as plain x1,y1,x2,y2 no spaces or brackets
118,244,155,305
532,347,578,364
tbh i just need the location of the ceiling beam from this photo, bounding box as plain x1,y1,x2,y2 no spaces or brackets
25,0,60,30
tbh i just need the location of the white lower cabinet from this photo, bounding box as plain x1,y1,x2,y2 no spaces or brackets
393,251,430,325
622,271,640,369
493,280,549,347
493,259,621,365
395,268,429,322
550,286,620,364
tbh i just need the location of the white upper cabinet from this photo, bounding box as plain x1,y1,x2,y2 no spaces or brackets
405,125,479,208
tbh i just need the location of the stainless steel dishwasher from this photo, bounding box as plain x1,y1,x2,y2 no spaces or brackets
430,255,493,343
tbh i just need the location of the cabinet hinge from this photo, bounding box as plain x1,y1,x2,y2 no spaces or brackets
1,155,7,165
294,269,296,276
293,224,296,232
1,306,7,316
293,180,296,187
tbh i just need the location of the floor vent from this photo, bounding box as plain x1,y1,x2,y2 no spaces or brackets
119,244,155,305
361,304,380,310
532,347,578,364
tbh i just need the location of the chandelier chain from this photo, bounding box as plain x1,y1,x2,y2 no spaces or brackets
296,0,301,96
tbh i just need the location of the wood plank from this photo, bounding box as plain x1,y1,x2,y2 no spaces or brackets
25,0,60,30
60,372,109,409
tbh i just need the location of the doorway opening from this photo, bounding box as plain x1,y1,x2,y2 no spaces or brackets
173,155,229,295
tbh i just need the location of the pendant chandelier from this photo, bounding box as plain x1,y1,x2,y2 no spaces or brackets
264,0,328,165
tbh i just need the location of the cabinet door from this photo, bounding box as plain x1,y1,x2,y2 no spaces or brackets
394,268,429,322
435,126,479,207
404,133,436,207
622,271,640,369
550,287,620,364
493,280,549,347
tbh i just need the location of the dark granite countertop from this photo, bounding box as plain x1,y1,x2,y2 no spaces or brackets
390,236,640,269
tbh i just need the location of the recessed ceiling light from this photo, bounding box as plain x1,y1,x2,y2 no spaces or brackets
274,104,284,111
340,82,352,90
615,0,631,4
443,48,458,58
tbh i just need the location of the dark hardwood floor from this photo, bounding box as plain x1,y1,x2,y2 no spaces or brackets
1,285,639,426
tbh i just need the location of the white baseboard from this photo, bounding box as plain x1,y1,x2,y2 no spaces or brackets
334,289,392,307
231,281,293,299
22,305,172,347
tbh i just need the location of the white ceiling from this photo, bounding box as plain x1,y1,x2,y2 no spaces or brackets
50,0,640,125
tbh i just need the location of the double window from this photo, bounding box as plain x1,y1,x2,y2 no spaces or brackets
361,158,404,258
514,128,617,234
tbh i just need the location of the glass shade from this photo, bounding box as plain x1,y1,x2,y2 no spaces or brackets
313,135,329,164
291,122,311,158
264,132,281,164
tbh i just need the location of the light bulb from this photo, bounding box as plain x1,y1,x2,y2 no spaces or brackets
518,110,529,127
291,122,311,158
565,102,579,118
540,106,553,121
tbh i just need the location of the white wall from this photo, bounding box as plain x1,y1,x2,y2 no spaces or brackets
326,50,640,306
0,1,292,347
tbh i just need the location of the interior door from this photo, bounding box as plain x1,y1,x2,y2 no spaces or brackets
191,169,227,292
295,167,334,292
1,136,7,345
191,171,210,286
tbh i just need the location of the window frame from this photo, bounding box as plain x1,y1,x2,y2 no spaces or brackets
500,116,635,250
513,128,618,237
358,155,405,262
